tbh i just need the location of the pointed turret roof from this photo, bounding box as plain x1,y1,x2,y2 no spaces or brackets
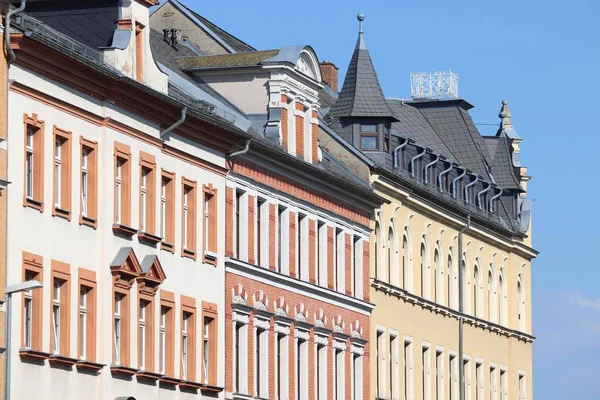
328,14,397,121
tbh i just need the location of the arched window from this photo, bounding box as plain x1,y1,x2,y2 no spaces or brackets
517,277,525,331
420,243,427,299
473,266,480,317
447,254,455,309
487,270,494,323
498,274,505,326
434,249,441,304
402,235,408,289
388,227,398,286
461,257,469,314
375,222,381,280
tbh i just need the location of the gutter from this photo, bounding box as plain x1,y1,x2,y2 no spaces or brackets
488,188,503,213
4,0,26,65
160,107,187,138
458,215,471,400
410,147,426,178
424,155,440,184
463,175,479,204
393,138,408,168
438,162,453,193
476,183,492,210
452,168,467,199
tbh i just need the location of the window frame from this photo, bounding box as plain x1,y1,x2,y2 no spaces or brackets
50,260,71,357
202,184,218,264
78,268,96,363
180,296,197,382
201,301,218,385
23,114,45,211
159,291,175,377
138,151,156,236
79,137,98,228
181,177,197,259
137,292,155,372
160,170,176,252
52,126,72,219
21,252,43,352
359,124,379,151
113,142,133,231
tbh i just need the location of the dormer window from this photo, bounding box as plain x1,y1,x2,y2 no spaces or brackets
360,124,378,150
135,22,145,82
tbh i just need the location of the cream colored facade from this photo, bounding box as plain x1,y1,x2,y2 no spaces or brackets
368,175,536,400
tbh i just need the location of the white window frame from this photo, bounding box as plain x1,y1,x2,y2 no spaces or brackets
254,317,270,397
52,280,61,355
181,312,189,380
404,337,414,400
114,294,122,365
335,228,345,293
115,160,123,224
233,309,250,395
203,317,210,383
140,168,148,232
26,128,34,199
422,343,431,400
159,306,167,374
54,138,62,208
183,187,189,250
23,275,34,349
139,301,146,370
435,348,445,400
160,177,167,240
81,148,88,217
333,342,346,400
79,288,87,360
317,222,327,288
314,334,328,400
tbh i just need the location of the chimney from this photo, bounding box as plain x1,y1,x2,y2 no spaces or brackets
170,28,178,50
163,29,170,43
320,61,339,92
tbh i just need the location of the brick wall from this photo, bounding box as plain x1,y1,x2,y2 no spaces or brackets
295,102,304,159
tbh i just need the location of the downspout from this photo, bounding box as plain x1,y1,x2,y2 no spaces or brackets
438,162,453,193
458,214,471,400
410,147,426,178
4,0,26,65
4,3,26,400
488,188,503,213
160,107,187,138
476,183,492,210
463,175,479,204
392,137,408,168
226,139,250,169
424,155,440,184
452,168,467,199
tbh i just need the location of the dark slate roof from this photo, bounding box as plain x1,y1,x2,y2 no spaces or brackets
179,2,256,53
177,50,279,70
328,32,396,120
485,136,522,190
25,0,118,49
150,29,199,82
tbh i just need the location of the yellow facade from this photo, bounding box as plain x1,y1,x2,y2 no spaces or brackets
368,174,536,400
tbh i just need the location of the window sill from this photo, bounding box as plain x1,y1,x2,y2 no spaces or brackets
52,206,71,220
48,354,78,366
203,251,217,265
79,215,97,229
161,242,175,253
110,365,138,376
159,375,182,386
182,249,197,260
138,231,162,244
24,197,43,212
19,348,50,361
76,360,104,372
201,384,224,393
136,370,162,381
112,223,137,237
179,380,203,390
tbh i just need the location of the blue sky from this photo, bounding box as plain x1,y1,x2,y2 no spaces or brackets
180,1,600,397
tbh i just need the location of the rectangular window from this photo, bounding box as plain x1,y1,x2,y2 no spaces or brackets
490,366,497,400
235,323,242,393
463,359,471,400
449,355,457,400
78,268,96,362
139,300,148,370
114,142,132,227
235,190,245,259
334,348,344,400
360,124,378,150
202,302,218,385
23,115,44,210
139,151,156,236
159,302,174,376
353,353,363,400
203,184,217,263
256,328,268,398
137,296,155,372
180,296,196,382
422,346,430,400
435,350,444,400
160,170,175,252
499,369,507,400
316,343,326,400
335,228,344,291
518,373,526,400
182,178,197,258
80,138,98,227
317,221,325,286
298,214,307,280
113,292,129,365
53,127,72,219
404,340,413,400
353,236,361,297
277,205,286,272
277,332,288,399
297,339,308,400
376,331,384,398
50,261,70,356
390,335,397,399
257,198,267,267
475,363,483,400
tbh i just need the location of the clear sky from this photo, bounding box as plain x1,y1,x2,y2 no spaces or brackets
179,0,600,398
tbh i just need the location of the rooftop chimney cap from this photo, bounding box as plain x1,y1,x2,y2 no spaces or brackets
357,13,365,21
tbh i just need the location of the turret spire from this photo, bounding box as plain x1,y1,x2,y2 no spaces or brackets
499,99,512,129
356,13,366,50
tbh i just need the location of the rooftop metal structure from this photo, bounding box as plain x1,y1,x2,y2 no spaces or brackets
410,70,459,100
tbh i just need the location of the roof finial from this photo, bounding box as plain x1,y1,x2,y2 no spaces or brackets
357,13,365,34
498,99,512,129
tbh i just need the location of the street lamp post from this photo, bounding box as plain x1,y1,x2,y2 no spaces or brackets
4,280,42,400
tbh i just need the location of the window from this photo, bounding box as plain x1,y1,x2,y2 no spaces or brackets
434,249,441,304
475,363,483,400
160,171,175,251
80,138,98,227
23,114,44,210
498,275,505,326
390,334,398,399
352,353,363,400
77,268,96,362
335,228,344,292
404,340,413,400
463,359,471,400
298,214,307,280
256,328,268,398
488,270,494,322
518,373,526,400
159,300,174,376
449,354,457,400
276,332,288,398
448,255,455,309
474,266,481,317
420,243,427,299
139,151,156,237
277,205,286,272
22,258,42,350
499,369,507,400
113,293,126,365
317,221,326,286
257,198,266,266
50,261,70,356
114,142,132,228
360,124,378,150
375,222,381,279
297,339,308,400
490,366,497,400
353,236,363,299
234,323,242,393
316,343,326,400
203,184,217,263
139,301,148,370
388,227,397,286
202,302,218,385
376,331,384,398
135,22,144,82
182,178,197,258
236,190,245,259
53,127,72,218
435,350,443,400
422,346,430,400
334,348,344,400
402,235,408,289
517,278,525,331
181,296,196,382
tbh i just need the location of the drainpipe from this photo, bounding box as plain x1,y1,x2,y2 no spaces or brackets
392,138,408,168
226,139,250,169
160,107,187,138
410,147,426,178
463,175,479,204
488,188,503,213
438,162,453,193
458,214,471,400
476,183,492,210
424,155,440,184
4,0,26,65
452,168,467,199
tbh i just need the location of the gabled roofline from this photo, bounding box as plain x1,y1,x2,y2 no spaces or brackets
151,0,237,53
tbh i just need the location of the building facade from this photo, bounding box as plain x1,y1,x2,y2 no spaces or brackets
320,17,537,400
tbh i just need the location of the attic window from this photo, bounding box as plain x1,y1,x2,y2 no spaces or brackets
360,124,378,150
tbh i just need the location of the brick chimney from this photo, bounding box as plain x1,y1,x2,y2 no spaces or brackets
320,61,339,92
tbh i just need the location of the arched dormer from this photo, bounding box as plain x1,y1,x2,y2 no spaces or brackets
294,47,322,82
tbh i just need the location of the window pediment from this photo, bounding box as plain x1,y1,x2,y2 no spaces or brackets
110,247,142,288
137,255,166,295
